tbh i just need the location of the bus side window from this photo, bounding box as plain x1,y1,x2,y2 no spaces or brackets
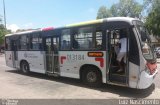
19,35,28,50
61,29,71,50
72,36,79,49
5,38,11,50
30,33,42,50
74,27,93,50
95,31,102,50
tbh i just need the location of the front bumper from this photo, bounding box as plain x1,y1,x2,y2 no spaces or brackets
137,69,158,89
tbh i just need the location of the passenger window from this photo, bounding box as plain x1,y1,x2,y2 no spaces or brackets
5,38,11,50
107,30,120,55
30,33,42,50
19,35,28,50
96,31,102,50
61,29,71,50
53,37,59,54
74,27,93,50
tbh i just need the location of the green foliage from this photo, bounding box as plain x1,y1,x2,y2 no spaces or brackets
111,0,143,18
144,0,160,36
96,6,111,19
0,17,11,45
0,24,6,45
96,0,143,19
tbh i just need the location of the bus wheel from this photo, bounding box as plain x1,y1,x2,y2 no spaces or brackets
82,68,102,87
20,61,30,74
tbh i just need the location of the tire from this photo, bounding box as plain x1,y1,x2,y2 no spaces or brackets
82,67,102,87
20,61,30,74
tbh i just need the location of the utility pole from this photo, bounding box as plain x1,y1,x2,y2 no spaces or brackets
3,0,6,28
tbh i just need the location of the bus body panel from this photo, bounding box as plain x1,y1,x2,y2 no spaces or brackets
128,62,139,88
17,51,46,74
128,28,143,88
5,51,14,68
137,52,158,89
59,51,107,83
132,27,158,89
137,69,158,89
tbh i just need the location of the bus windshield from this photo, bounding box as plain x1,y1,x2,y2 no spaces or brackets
133,20,155,60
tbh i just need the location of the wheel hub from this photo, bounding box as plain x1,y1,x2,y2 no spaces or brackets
87,72,97,83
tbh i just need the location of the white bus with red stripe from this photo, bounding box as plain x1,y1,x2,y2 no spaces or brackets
5,17,158,89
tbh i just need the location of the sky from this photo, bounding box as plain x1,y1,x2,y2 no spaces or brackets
0,0,143,32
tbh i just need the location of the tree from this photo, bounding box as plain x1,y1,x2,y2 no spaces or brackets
0,17,11,45
96,6,112,19
110,0,143,18
96,0,143,19
0,24,6,45
144,0,160,36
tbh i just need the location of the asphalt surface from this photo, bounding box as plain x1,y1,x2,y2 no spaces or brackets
0,54,160,99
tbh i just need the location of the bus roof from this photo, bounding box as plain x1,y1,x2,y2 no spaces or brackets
106,17,139,23
5,17,139,37
65,17,139,28
65,19,104,27
5,29,41,37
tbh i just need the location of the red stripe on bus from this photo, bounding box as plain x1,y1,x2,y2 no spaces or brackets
61,56,66,64
42,27,54,31
95,58,104,68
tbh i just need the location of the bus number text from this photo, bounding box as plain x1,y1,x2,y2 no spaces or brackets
67,54,85,61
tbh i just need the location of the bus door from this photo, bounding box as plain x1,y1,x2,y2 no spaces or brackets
52,37,59,73
11,40,18,68
107,29,128,85
45,37,59,74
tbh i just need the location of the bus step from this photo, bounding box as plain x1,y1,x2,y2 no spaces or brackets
47,73,60,77
108,81,127,86
109,74,126,83
110,66,119,73
111,73,126,76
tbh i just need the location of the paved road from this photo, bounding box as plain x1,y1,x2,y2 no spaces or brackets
0,54,160,99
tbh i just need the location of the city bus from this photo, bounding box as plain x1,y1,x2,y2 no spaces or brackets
5,17,158,89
